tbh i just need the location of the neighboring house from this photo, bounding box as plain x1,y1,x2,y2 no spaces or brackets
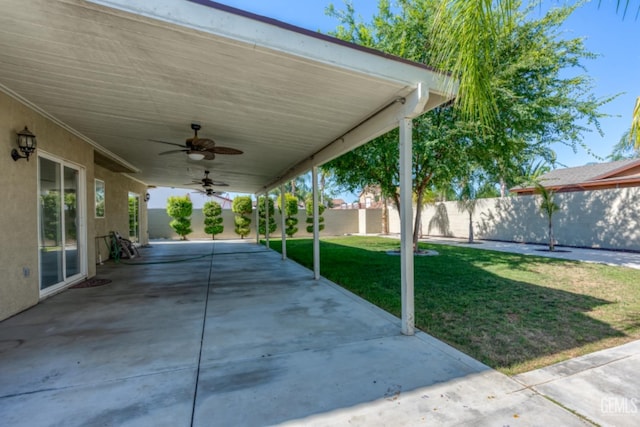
511,159,640,195
207,194,233,210
358,185,384,209
330,198,346,209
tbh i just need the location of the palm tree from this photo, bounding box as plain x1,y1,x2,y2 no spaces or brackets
535,183,560,251
608,129,640,160
430,0,639,129
631,96,640,148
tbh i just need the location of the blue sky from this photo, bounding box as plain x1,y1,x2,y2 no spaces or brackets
152,1,639,207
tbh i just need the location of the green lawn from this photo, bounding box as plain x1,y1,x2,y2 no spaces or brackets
267,236,640,375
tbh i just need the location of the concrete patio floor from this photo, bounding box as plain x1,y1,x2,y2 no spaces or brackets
0,240,605,426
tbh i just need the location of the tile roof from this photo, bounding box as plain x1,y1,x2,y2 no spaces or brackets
539,159,640,186
512,158,640,192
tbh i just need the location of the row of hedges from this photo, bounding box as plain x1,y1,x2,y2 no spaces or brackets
166,194,326,240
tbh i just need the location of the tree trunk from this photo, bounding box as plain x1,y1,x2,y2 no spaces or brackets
413,191,425,252
381,198,389,235
549,219,554,251
468,211,474,243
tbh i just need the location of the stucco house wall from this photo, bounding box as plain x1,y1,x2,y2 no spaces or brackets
388,188,640,251
94,165,149,249
0,90,149,321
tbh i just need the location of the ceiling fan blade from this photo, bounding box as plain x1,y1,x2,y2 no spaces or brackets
193,138,216,150
158,149,188,155
212,146,243,155
210,181,229,187
149,139,185,148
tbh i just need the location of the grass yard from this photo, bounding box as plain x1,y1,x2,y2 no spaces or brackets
267,236,640,375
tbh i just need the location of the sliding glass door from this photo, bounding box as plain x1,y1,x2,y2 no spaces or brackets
39,155,85,294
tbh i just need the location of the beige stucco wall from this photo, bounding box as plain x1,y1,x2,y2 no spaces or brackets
94,165,149,256
0,92,41,320
148,207,370,240
0,90,150,321
388,188,640,251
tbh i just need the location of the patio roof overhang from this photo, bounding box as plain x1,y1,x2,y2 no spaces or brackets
0,0,456,193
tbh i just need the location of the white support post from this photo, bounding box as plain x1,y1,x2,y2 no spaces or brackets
312,167,320,280
399,118,415,336
280,185,287,260
255,195,260,244
265,192,270,249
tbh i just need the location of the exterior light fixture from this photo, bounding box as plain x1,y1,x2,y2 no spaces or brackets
188,152,205,161
11,126,37,161
144,192,151,202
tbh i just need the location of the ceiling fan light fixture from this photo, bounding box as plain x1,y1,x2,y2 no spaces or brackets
188,152,205,161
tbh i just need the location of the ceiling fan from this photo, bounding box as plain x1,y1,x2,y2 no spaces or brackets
192,188,222,197
150,123,243,161
186,170,229,187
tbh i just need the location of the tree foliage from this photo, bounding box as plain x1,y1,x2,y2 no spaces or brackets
166,195,193,240
203,200,224,239
232,195,253,239
258,195,277,236
325,0,609,249
632,97,640,148
278,193,300,237
609,130,640,161
536,183,560,251
305,196,326,233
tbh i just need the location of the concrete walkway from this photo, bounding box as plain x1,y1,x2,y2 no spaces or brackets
420,236,640,269
0,240,634,426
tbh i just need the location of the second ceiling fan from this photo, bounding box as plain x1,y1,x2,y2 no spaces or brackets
150,123,243,161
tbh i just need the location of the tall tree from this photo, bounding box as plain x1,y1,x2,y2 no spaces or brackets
325,0,608,249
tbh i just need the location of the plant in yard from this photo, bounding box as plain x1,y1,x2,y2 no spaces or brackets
536,183,560,251
278,193,299,237
258,195,277,237
203,200,224,240
232,195,252,239
166,195,193,240
455,171,499,243
305,196,325,233
457,180,479,244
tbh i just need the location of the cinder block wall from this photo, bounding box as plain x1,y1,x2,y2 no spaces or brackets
388,188,640,251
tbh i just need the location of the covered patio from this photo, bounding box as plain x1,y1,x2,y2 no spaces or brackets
0,241,587,426
1,0,454,330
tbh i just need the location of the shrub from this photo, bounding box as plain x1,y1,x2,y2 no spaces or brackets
278,193,299,237
203,200,224,239
305,196,325,233
258,195,277,236
232,195,253,238
166,195,193,240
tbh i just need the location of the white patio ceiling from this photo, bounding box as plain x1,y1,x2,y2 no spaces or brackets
0,0,455,193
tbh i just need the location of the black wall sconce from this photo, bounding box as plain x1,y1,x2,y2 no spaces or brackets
144,192,151,202
11,126,37,161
